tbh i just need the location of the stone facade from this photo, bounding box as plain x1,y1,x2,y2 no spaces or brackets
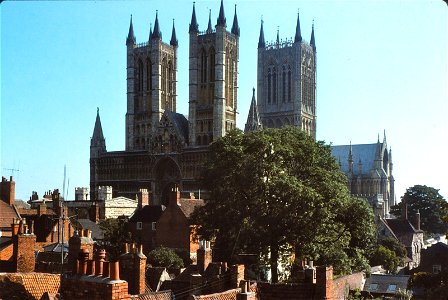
256,13,316,138
331,133,395,216
90,2,239,204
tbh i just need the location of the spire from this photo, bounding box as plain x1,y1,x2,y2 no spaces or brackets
383,129,387,144
258,19,265,48
206,9,213,33
170,19,178,46
91,108,106,154
216,0,226,27
244,88,263,132
294,10,302,43
276,26,280,45
151,11,162,40
189,2,199,33
310,20,316,52
149,23,153,41
126,15,136,46
231,4,240,36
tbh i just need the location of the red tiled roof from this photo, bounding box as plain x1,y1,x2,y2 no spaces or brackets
0,201,20,230
192,288,240,300
178,199,204,218
131,290,173,300
0,272,61,300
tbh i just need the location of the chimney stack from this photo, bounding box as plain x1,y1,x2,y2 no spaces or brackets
0,176,15,206
168,185,181,206
137,189,150,208
414,210,421,230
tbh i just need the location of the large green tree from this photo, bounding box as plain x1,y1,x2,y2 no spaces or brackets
192,127,376,282
390,185,448,234
98,217,133,261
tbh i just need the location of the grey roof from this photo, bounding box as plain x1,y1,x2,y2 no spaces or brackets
331,143,381,175
165,111,189,143
364,274,409,294
75,218,104,240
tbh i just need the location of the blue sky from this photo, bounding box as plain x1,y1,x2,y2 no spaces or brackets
1,0,447,202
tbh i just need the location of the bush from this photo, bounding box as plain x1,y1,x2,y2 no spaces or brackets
147,246,184,269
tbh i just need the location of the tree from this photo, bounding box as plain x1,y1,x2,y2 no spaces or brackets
390,185,448,234
369,245,400,273
98,217,133,261
147,246,184,269
192,127,377,282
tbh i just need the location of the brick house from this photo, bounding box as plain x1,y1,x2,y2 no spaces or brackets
156,188,204,260
0,176,21,237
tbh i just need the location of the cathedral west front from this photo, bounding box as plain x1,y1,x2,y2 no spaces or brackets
90,0,394,215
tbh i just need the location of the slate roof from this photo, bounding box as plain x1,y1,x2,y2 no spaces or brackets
0,201,20,231
74,218,104,240
146,267,171,292
331,143,382,175
178,199,204,219
165,111,189,143
363,274,409,295
129,205,166,223
0,236,12,251
384,218,422,235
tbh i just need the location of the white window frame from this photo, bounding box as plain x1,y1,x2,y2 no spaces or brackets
136,222,143,230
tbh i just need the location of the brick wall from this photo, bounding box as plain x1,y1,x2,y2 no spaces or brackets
13,234,36,272
61,275,131,300
332,272,365,299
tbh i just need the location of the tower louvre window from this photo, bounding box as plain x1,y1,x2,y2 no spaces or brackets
138,59,144,92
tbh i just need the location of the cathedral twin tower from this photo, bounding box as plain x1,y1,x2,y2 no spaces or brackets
90,0,317,203
124,0,316,152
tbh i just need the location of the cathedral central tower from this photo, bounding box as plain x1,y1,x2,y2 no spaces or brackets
188,1,239,146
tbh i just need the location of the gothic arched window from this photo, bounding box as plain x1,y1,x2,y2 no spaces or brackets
200,48,207,83
138,59,144,92
267,69,271,104
209,48,215,82
288,66,292,102
273,67,277,104
147,58,152,91
282,66,286,103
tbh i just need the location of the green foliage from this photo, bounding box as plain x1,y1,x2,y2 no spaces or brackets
390,185,448,234
378,237,407,265
147,246,184,269
394,288,413,300
98,217,133,261
192,127,377,282
369,245,400,273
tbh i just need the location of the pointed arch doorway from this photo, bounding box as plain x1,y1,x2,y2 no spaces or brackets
153,157,181,206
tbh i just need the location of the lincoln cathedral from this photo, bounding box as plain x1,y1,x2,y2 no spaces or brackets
90,0,394,215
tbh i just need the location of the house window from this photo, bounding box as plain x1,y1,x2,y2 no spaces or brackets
369,283,378,291
387,284,397,293
152,222,156,231
433,264,442,274
136,222,143,230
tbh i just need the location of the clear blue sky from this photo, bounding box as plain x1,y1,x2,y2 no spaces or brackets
1,0,447,202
